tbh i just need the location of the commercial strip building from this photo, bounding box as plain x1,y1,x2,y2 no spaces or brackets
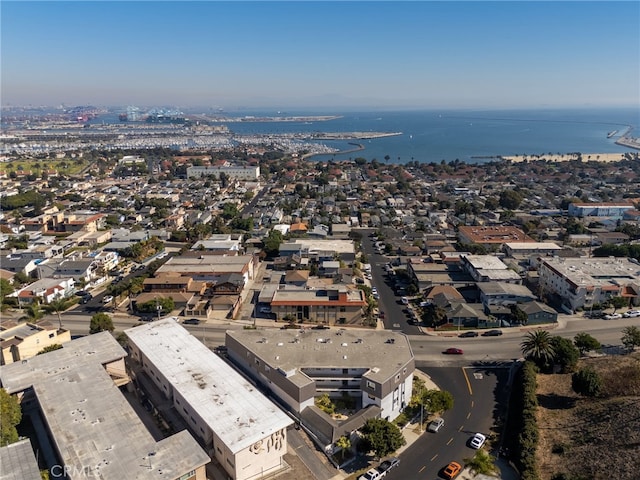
0,332,209,480
538,257,640,311
225,329,415,450
125,320,292,480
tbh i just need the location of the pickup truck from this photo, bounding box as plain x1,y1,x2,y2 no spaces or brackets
358,468,385,480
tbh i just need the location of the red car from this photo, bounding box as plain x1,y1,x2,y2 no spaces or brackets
444,348,464,355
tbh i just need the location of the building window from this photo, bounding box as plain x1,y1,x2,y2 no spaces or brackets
255,358,260,366
366,380,375,390
265,365,270,373
340,307,346,312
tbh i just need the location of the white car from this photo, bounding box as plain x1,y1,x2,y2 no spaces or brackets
469,432,486,449
622,310,640,318
604,313,622,320
103,295,114,304
358,468,383,480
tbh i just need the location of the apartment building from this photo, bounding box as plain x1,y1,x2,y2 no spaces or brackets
268,285,367,325
0,321,71,365
225,329,414,448
538,257,640,311
0,333,209,480
125,320,292,480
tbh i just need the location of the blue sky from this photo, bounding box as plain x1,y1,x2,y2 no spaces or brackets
2,1,639,109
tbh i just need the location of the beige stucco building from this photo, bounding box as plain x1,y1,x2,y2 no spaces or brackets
0,321,71,365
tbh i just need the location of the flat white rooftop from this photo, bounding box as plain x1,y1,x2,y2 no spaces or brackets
125,320,292,454
0,333,209,480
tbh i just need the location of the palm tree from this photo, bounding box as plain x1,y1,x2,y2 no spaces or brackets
25,302,44,322
45,297,68,329
520,330,556,368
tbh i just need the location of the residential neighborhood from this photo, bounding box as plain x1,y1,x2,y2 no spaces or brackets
1,134,640,480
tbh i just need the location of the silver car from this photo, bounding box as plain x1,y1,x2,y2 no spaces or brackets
427,417,445,432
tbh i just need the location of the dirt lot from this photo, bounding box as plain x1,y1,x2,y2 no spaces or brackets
536,352,640,480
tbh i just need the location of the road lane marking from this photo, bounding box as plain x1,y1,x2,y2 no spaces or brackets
430,455,438,462
471,400,474,408
447,437,453,445
420,465,427,472
458,426,463,432
462,367,473,395
467,412,471,419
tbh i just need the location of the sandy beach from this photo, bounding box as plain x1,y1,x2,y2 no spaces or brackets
502,152,637,163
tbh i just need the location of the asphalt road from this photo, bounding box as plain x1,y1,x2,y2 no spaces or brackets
386,366,507,480
359,231,422,335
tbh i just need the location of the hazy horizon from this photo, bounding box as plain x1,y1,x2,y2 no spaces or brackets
2,1,639,110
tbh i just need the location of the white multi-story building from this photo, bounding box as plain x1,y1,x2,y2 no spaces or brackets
125,320,292,480
186,165,260,180
225,329,415,449
538,257,640,311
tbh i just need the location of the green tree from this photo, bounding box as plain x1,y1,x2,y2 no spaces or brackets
510,304,529,325
499,189,524,210
263,229,284,258
520,330,556,369
608,296,628,313
0,388,22,446
464,449,497,476
315,393,335,415
573,332,601,355
0,278,14,306
422,389,454,414
36,344,63,355
571,366,602,397
335,435,351,460
89,313,114,334
621,325,640,350
25,302,44,322
44,297,69,329
550,336,579,373
359,417,406,459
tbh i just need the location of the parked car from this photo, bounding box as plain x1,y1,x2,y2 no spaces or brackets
443,348,464,355
622,310,640,318
401,296,409,305
481,329,503,337
377,457,400,474
103,295,114,304
427,417,445,432
604,313,622,320
358,468,383,480
469,432,486,449
258,306,271,314
80,294,93,304
312,324,329,330
459,331,478,338
183,318,200,325
442,461,462,479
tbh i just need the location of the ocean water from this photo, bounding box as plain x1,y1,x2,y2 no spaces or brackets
225,108,639,164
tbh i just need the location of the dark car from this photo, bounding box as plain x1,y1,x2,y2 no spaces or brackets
183,318,201,325
443,347,464,355
80,294,93,304
312,324,329,330
377,457,400,474
482,329,503,337
459,331,478,338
